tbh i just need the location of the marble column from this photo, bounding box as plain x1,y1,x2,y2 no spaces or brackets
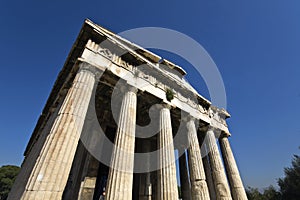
202,155,216,200
206,128,232,200
220,136,248,200
179,153,191,200
21,62,98,200
157,105,178,200
187,118,210,200
105,86,137,200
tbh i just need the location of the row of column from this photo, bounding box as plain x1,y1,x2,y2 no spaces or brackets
103,82,247,199
18,62,247,200
179,120,247,200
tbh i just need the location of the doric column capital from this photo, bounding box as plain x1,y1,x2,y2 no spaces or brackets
162,103,172,110
207,126,222,136
115,83,138,96
182,114,196,123
209,105,231,135
124,85,138,94
220,131,231,138
188,115,196,122
208,126,231,138
78,61,102,79
155,103,172,111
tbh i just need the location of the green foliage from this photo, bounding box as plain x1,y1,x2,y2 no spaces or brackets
278,153,300,200
246,187,264,200
246,186,281,200
0,165,20,200
166,88,174,101
247,146,300,200
263,186,281,200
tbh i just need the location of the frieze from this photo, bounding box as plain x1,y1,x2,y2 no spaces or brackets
85,39,210,116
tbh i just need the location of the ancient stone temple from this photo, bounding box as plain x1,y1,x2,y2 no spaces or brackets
8,19,247,200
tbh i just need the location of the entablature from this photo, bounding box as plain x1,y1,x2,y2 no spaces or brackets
81,39,211,123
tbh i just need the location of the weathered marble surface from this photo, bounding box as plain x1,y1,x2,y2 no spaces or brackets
187,118,210,200
105,87,137,200
206,129,232,200
157,106,178,200
220,136,248,200
20,63,97,200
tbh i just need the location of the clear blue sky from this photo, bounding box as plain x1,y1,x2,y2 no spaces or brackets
0,0,299,189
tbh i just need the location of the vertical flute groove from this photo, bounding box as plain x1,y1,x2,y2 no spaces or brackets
106,88,137,200
187,118,210,200
206,129,232,200
21,63,96,200
157,106,178,200
220,137,248,200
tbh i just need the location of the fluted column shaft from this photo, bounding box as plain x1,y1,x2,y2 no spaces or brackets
187,118,210,200
206,129,232,200
105,87,137,200
179,153,191,200
220,136,248,200
157,106,178,200
202,155,216,200
21,62,97,200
